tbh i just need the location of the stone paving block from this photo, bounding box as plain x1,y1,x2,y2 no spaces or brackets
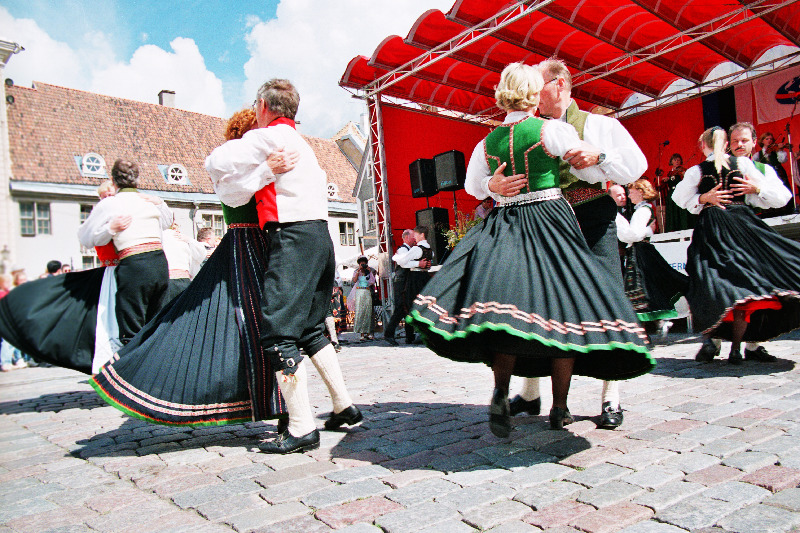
658,451,720,473
215,462,270,482
740,465,800,492
225,500,312,531
315,496,403,529
684,464,744,486
385,477,461,507
680,424,741,444
4,501,96,532
722,450,779,472
84,498,178,532
633,480,707,512
538,436,594,458
171,478,261,508
252,513,333,533
558,446,623,469
443,467,510,487
254,459,340,487
493,449,557,470
514,481,584,510
569,501,654,533
251,450,315,469
649,418,707,434
522,499,594,529
762,487,800,512
82,485,150,513
259,475,335,504
608,448,677,470
621,465,685,489
460,499,531,530
576,480,644,508
337,524,385,533
716,503,800,533
750,436,800,456
324,464,392,484
495,462,575,490
484,521,541,532
381,469,443,489
564,462,634,488
150,472,223,497
375,501,461,533
701,480,772,505
727,425,786,445
655,496,739,530
194,492,267,521
696,438,750,458
427,452,490,473
383,450,449,471
434,482,516,512
618,520,687,533
302,478,390,509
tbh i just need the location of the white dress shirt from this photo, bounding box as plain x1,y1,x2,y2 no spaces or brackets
401,240,431,269
616,202,655,245
78,191,173,250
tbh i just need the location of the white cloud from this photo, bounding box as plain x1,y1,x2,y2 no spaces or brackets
242,0,453,137
0,7,225,117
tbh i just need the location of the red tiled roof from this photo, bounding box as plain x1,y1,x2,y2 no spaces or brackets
6,82,356,202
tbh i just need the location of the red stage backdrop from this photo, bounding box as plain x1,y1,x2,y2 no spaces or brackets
381,104,491,251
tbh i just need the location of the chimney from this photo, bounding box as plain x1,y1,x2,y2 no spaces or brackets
158,90,175,107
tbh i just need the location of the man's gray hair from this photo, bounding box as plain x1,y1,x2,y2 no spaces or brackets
728,121,756,140
538,58,572,92
402,229,413,239
256,79,299,120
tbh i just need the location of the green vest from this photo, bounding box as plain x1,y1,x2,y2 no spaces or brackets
558,100,601,192
221,198,259,225
484,116,560,193
753,160,767,175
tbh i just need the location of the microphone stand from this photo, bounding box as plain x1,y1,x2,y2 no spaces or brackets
655,142,667,232
786,99,799,214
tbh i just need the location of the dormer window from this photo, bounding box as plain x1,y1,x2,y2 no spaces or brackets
158,163,190,185
81,153,106,178
327,182,340,199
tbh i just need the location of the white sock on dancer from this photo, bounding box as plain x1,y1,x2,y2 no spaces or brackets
324,316,339,344
275,361,317,437
520,377,541,401
601,380,620,408
310,343,353,414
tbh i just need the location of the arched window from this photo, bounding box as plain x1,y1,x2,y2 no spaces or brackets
81,153,106,177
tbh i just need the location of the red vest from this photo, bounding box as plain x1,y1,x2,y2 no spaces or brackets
254,117,296,228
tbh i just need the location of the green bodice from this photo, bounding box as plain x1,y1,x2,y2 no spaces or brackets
484,117,560,193
221,198,258,225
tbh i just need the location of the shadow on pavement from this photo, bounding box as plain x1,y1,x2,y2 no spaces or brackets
649,355,795,378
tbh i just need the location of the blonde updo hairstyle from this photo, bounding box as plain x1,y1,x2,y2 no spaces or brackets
699,127,729,173
495,62,544,112
630,178,657,201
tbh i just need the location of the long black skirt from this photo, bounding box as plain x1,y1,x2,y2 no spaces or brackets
407,198,655,381
624,241,689,322
90,227,287,426
0,269,108,374
686,204,800,340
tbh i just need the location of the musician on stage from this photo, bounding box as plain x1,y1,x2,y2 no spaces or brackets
753,131,794,216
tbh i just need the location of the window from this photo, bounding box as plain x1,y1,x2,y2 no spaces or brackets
82,256,98,270
201,213,225,239
166,164,189,185
365,199,377,232
81,153,107,177
80,204,93,224
339,221,355,246
19,202,50,236
327,182,340,199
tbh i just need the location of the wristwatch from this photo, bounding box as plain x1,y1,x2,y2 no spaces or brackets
597,153,606,165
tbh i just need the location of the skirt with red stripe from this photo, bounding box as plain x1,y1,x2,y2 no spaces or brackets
686,204,800,341
90,227,287,426
406,197,655,381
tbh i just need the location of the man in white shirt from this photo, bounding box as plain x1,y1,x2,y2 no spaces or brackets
506,58,647,430
384,229,418,346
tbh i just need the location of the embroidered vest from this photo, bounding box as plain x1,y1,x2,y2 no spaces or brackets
484,116,560,193
698,158,742,195
222,198,259,225
254,117,296,228
558,101,599,193
419,244,433,263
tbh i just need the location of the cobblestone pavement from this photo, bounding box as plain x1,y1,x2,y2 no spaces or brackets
1,331,800,533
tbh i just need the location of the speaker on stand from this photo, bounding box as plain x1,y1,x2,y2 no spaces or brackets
409,158,437,207
434,150,466,215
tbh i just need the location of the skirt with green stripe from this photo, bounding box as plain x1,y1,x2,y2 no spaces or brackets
407,197,655,381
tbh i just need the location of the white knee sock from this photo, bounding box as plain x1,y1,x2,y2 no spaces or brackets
275,361,317,437
601,380,620,408
325,316,339,344
310,344,353,414
519,377,541,401
745,342,759,351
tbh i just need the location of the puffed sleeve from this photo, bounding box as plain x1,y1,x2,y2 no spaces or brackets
616,205,654,244
541,120,606,184
739,157,792,209
583,114,647,185
205,128,280,207
671,164,704,214
465,139,499,202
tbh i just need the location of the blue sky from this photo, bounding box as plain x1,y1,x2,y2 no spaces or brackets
1,0,453,137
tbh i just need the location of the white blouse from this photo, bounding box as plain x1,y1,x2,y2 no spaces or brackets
616,202,654,245
78,191,173,250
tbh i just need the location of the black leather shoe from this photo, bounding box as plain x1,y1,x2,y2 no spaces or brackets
598,402,623,429
744,346,776,362
695,339,720,362
549,406,574,430
276,418,288,435
728,348,743,365
384,336,399,347
489,388,511,438
259,429,320,454
324,405,363,430
333,343,342,353
509,395,541,416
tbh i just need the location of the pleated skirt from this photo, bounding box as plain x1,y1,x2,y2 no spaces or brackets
686,204,800,340
0,268,107,374
90,227,287,426
407,197,655,381
624,241,689,322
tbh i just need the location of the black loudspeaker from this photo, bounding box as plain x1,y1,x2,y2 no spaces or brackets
434,150,466,192
415,207,450,266
409,158,437,198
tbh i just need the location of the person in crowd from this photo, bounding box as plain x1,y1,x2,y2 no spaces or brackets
205,79,362,454
661,153,696,232
349,256,376,341
507,58,648,430
673,127,798,364
616,179,688,340
324,285,344,352
41,260,62,278
0,273,23,372
61,264,72,274
383,229,417,346
609,184,627,211
403,225,433,309
407,62,653,437
751,131,795,217
475,197,494,219
196,227,218,261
